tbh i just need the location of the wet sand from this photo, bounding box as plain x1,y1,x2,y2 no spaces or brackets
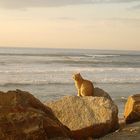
97,121,140,140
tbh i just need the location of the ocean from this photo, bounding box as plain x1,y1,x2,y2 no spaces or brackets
0,47,140,116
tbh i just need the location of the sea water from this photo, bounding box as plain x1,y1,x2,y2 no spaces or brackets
0,47,140,116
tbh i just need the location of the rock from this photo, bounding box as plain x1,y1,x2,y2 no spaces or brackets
94,87,112,100
124,94,140,123
98,121,140,140
0,89,72,140
46,96,119,139
49,138,73,140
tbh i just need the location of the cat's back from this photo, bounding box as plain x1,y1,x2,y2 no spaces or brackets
82,79,93,87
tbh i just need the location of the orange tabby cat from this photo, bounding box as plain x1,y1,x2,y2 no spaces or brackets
72,73,94,96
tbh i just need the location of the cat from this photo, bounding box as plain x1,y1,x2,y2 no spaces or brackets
72,73,94,97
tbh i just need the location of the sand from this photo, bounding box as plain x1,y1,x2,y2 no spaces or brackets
97,121,140,140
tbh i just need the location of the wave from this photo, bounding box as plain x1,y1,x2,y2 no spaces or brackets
1,59,140,68
0,50,139,68
0,52,87,57
0,83,72,87
0,80,140,87
0,52,139,57
0,54,139,68
98,81,140,84
0,67,140,73
85,54,121,58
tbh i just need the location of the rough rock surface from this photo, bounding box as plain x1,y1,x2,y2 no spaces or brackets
124,94,140,123
0,89,72,140
46,95,118,139
98,121,140,140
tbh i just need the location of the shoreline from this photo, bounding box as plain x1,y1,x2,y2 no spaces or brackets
98,120,140,140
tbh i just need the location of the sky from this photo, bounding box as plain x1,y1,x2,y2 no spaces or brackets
0,0,140,50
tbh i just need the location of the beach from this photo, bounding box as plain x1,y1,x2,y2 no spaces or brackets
0,47,140,117
98,121,140,140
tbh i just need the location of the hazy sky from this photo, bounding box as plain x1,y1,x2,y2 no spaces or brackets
0,0,140,50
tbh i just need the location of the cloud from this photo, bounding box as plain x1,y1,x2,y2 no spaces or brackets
130,4,140,10
105,17,140,22
0,0,140,9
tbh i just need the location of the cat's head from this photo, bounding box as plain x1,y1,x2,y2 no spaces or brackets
72,73,82,81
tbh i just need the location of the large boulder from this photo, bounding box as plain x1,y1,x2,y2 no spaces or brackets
46,96,119,139
124,94,140,123
0,89,72,140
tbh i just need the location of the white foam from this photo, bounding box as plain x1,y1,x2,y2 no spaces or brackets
0,67,140,85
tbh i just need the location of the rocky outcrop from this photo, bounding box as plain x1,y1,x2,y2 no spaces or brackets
124,94,140,123
0,89,72,140
46,95,118,139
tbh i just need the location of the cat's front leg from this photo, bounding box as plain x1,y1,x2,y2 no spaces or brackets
77,89,81,96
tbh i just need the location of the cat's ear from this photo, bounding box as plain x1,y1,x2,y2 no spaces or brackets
73,72,76,76
73,72,78,76
78,73,81,76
